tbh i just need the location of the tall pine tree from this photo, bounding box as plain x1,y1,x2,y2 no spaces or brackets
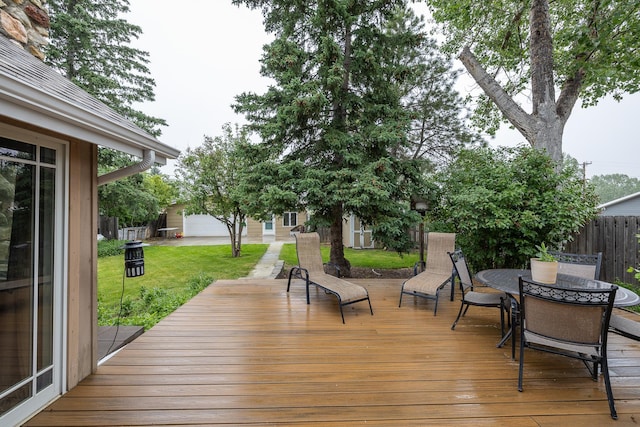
46,0,166,137
46,0,169,228
233,2,440,273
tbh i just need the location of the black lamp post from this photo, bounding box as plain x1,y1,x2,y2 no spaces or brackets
414,199,428,268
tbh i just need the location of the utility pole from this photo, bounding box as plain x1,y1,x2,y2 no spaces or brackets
581,161,592,186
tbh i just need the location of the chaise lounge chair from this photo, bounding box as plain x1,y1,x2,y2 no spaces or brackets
398,232,456,315
286,232,373,323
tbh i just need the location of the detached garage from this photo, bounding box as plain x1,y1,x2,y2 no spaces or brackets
165,204,246,237
184,214,229,237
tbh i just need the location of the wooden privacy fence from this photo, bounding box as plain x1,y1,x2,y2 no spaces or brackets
565,216,640,286
98,216,118,240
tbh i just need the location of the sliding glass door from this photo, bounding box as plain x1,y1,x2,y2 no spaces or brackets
0,134,64,425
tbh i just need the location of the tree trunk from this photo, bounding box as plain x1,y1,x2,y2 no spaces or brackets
226,220,240,258
457,0,581,166
326,23,352,277
236,214,244,255
329,203,351,277
528,0,564,164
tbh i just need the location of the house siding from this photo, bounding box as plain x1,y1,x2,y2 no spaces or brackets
165,204,184,235
246,218,263,240
275,212,305,241
600,196,640,216
67,140,99,388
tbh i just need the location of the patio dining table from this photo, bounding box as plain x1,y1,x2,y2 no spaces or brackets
475,268,640,357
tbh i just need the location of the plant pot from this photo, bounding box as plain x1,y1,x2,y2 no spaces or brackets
530,258,558,284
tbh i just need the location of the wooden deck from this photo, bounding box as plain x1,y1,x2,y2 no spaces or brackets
26,278,640,426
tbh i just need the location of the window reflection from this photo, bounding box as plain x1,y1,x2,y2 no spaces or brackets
0,160,35,414
0,140,57,416
0,137,35,161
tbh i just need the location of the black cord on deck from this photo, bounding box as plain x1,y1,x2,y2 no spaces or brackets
105,266,126,356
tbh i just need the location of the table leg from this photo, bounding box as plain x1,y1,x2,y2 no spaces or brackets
496,296,519,361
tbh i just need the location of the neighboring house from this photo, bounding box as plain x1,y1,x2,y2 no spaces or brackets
170,206,374,248
164,204,246,238
167,204,300,241
246,212,306,242
0,7,179,426
598,191,640,216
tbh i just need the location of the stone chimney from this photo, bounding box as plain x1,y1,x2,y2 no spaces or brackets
0,0,49,60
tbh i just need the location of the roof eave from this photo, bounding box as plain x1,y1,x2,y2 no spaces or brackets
0,82,179,164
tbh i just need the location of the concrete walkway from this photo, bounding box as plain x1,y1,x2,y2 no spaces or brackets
245,241,285,279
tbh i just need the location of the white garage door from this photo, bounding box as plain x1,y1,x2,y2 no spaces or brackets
183,214,228,237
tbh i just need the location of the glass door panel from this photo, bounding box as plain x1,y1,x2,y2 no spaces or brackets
0,137,60,420
0,160,35,414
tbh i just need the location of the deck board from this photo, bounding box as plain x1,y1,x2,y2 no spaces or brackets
26,278,640,426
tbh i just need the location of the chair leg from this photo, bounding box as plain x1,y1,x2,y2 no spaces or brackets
511,299,519,360
602,357,618,419
462,305,470,317
451,303,466,330
499,300,505,338
286,269,295,292
398,290,404,307
518,339,526,392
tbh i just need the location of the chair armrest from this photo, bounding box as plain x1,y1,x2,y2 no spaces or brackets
290,266,310,281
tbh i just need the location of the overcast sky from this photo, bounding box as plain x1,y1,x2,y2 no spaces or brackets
127,1,639,179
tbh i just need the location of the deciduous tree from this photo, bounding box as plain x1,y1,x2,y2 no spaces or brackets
427,0,640,164
591,174,640,204
176,124,250,257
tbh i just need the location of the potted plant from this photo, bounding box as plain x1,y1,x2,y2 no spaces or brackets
530,242,558,284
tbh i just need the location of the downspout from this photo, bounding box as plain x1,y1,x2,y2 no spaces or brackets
97,150,155,186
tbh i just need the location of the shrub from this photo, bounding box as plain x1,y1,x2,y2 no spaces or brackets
98,239,125,258
430,145,599,270
98,272,214,330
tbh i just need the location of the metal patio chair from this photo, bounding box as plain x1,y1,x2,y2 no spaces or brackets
517,277,618,419
550,251,602,279
449,250,508,336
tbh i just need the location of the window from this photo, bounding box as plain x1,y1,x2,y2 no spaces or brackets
283,212,297,227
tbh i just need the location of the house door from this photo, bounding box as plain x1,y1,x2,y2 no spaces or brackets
352,217,374,249
263,215,275,236
0,134,65,426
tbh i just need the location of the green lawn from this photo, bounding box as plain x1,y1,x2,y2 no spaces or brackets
279,243,420,269
98,242,421,329
98,244,268,328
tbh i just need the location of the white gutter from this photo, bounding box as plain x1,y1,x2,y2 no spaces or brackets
98,149,155,186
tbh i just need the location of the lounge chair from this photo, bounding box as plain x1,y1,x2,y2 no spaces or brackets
609,311,640,341
398,232,455,315
286,232,373,323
